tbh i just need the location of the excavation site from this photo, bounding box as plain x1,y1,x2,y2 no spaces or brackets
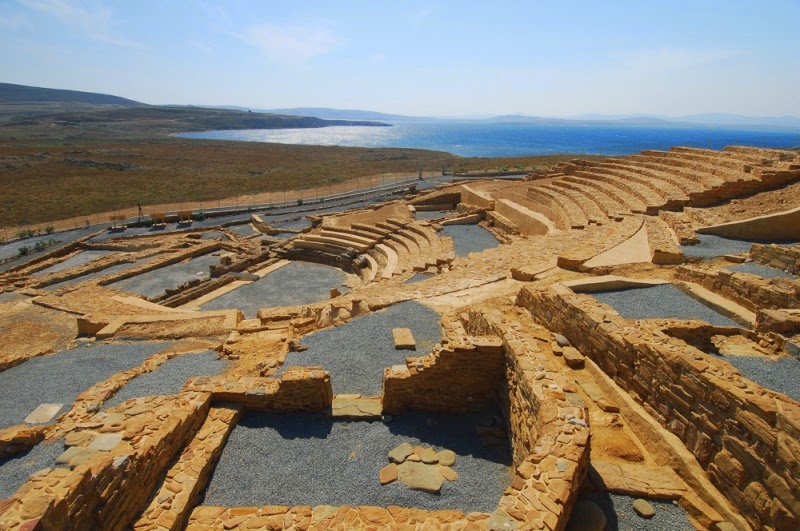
1,145,799,530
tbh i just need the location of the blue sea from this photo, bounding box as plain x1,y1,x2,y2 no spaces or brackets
177,121,800,158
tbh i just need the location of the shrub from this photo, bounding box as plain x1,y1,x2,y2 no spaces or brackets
34,240,46,252
296,198,303,206
195,211,206,221
45,225,54,234
18,246,30,256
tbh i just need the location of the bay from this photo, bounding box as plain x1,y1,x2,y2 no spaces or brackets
177,121,800,158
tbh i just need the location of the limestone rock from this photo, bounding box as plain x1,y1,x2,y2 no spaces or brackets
438,464,459,481
563,347,585,369
392,328,416,350
397,461,444,493
632,498,656,518
566,500,606,531
554,333,571,347
420,448,439,464
379,463,398,485
388,443,414,464
437,449,456,466
597,398,620,413
24,403,63,424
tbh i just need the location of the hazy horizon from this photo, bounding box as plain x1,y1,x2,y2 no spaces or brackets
2,1,799,118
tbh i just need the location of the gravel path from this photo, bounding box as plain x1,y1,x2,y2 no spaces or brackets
441,225,499,257
727,262,795,279
43,255,160,291
0,292,23,303
680,235,761,259
0,439,64,499
414,211,451,220
719,355,800,401
201,262,348,318
0,342,168,430
572,492,693,531
103,350,227,410
406,272,437,284
108,253,219,298
202,410,511,512
227,224,259,237
31,250,112,276
280,301,442,395
591,284,739,327
273,218,312,231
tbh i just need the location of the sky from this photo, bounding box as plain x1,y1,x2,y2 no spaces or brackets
1,0,799,118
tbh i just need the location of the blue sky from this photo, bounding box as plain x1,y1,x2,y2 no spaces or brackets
1,0,798,117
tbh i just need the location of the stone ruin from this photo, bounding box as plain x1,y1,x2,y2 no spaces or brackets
0,145,799,529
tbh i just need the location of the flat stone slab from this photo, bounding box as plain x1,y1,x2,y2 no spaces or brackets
330,396,382,419
87,433,123,452
566,500,607,531
577,379,603,403
392,328,416,350
388,443,414,464
633,498,656,518
24,403,63,424
397,460,444,493
563,347,585,369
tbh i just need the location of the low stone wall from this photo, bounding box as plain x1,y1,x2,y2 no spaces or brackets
496,199,554,236
518,285,800,530
659,210,699,245
0,425,45,459
461,185,496,210
677,265,800,312
486,210,520,236
0,393,211,529
381,336,506,414
751,243,800,275
645,215,684,264
185,367,333,412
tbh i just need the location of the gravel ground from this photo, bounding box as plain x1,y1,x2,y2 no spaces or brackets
31,250,112,276
406,272,437,284
103,350,227,410
727,262,795,279
441,225,499,257
573,492,693,531
200,231,225,240
273,218,312,231
414,211,451,220
227,224,260,237
718,355,800,401
108,253,220,298
201,262,348,318
591,284,739,327
681,235,763,259
43,255,160,291
0,439,64,499
0,292,23,302
280,301,443,395
0,342,168,430
202,410,511,512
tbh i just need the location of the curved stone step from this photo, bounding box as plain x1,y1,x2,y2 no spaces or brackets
539,182,606,224
551,178,629,218
375,243,399,278
573,167,682,211
563,174,647,214
528,187,585,229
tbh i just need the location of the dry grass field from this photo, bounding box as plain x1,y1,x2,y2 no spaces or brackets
0,104,600,228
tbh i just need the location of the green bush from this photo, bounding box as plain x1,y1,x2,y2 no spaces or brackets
195,211,206,221
296,198,303,206
33,240,46,252
18,246,30,256
45,225,54,234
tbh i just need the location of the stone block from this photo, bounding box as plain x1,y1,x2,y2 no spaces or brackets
392,328,416,350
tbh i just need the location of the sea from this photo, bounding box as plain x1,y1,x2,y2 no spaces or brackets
177,121,800,158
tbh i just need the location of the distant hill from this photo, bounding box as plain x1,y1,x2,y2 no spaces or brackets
265,107,428,122
0,82,145,106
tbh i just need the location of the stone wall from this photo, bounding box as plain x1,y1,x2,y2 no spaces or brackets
495,199,554,236
185,367,333,412
645,215,684,264
751,243,800,275
461,185,496,210
659,210,699,245
0,393,211,529
518,285,800,530
381,336,506,414
677,265,800,312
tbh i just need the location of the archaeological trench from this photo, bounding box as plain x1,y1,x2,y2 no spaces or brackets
1,145,799,530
